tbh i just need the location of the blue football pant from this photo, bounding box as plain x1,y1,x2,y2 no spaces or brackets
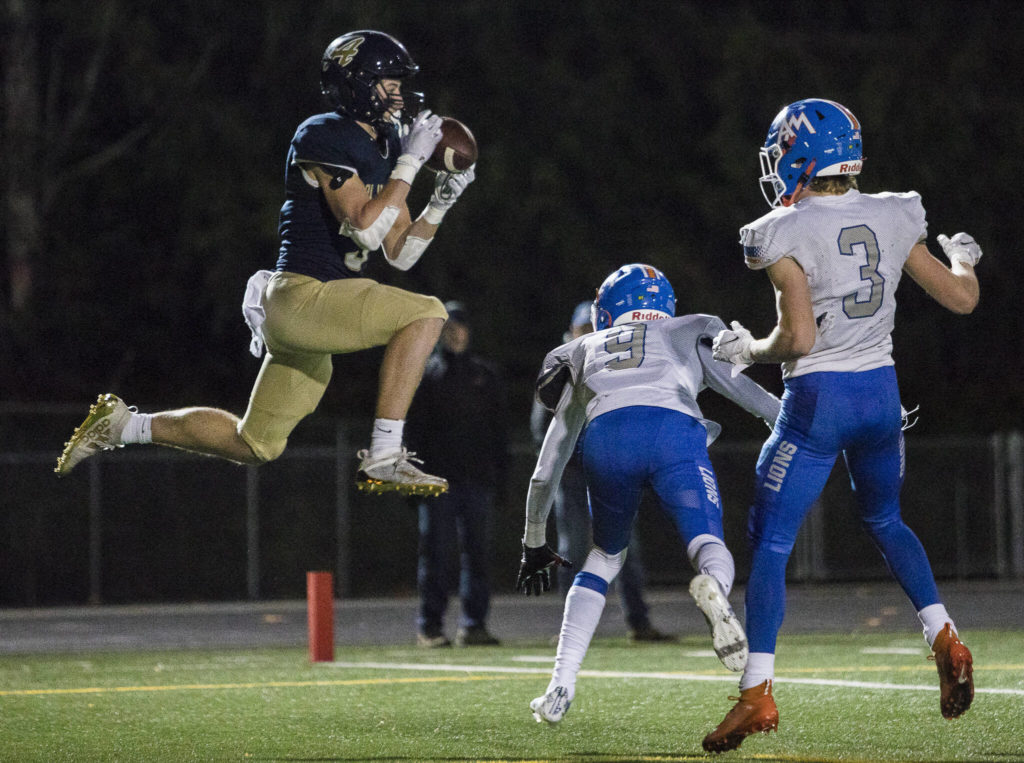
579,406,725,559
745,367,941,654
553,454,652,629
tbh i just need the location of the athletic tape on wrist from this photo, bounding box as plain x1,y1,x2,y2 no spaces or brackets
949,251,975,269
390,155,420,185
421,204,447,226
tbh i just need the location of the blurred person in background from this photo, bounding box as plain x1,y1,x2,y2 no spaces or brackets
529,300,675,642
406,301,509,647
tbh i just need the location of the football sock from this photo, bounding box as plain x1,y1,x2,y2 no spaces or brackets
549,577,607,699
121,412,153,445
369,418,404,456
918,603,955,647
687,534,736,596
739,652,776,690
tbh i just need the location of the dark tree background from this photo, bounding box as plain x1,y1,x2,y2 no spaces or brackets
3,0,1022,435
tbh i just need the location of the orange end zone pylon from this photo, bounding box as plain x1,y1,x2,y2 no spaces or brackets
306,571,334,662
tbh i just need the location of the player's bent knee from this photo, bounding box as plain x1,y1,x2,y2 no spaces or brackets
403,294,447,327
238,431,287,465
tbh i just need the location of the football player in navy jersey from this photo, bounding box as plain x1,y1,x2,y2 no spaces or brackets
56,30,474,496
703,99,980,753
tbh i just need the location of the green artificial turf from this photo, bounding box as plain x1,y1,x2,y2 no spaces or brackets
1,630,1021,762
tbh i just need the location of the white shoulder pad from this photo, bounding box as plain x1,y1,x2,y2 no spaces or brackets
740,207,791,270
895,191,927,242
340,205,400,251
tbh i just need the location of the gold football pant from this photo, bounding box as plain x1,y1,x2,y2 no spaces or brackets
238,271,447,462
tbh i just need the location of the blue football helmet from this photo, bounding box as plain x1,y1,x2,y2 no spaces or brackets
321,31,420,128
759,98,863,208
592,264,676,330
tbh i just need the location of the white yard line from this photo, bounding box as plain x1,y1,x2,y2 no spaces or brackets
327,660,1024,696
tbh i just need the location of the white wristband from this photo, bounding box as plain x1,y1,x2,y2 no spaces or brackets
524,520,547,548
948,252,975,269
420,204,447,226
390,154,421,185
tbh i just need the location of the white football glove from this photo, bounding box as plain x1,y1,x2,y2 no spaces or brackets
391,110,443,184
713,320,755,376
422,165,476,224
936,232,982,268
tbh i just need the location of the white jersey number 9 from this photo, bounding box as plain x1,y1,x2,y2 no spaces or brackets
602,324,647,370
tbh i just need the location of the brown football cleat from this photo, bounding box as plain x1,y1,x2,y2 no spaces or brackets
702,679,779,753
930,623,974,719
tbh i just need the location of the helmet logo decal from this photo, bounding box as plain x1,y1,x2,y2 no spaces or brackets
331,36,364,68
779,111,816,142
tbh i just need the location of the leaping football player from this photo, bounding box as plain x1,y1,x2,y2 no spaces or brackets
516,263,781,724
704,98,981,753
55,30,475,496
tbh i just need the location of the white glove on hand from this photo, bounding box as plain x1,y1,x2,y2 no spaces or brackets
422,165,476,224
391,110,443,184
937,232,982,268
713,320,755,376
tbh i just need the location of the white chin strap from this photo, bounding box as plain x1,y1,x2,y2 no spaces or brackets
340,205,399,251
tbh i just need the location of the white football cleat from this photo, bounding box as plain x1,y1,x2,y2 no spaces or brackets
355,448,448,497
55,394,132,476
689,573,748,672
530,685,572,724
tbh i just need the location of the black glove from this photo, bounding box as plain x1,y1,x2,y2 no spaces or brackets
515,542,572,596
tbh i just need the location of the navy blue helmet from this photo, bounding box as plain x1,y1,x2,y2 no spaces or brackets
321,31,420,128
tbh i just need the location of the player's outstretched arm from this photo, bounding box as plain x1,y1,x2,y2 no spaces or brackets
700,330,782,426
903,236,980,314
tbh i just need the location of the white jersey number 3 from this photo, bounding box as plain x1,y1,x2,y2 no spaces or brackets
839,224,884,319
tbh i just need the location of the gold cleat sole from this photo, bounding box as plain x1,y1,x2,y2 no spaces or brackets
54,393,124,477
355,477,448,497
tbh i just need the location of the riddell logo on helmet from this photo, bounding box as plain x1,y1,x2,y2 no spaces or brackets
839,161,862,173
629,310,668,321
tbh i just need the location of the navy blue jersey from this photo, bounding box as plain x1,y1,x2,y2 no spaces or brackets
276,111,401,281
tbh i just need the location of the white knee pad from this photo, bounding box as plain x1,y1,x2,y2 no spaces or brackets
581,547,625,584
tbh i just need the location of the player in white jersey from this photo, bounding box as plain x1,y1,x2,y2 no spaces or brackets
704,99,982,753
515,263,780,725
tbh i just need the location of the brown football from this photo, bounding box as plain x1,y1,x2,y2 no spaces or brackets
426,117,478,173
